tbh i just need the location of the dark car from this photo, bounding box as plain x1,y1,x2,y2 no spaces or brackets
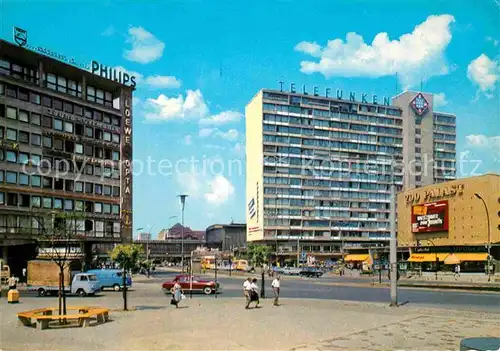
300,267,323,278
162,274,221,295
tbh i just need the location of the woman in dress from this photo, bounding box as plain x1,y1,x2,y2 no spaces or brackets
171,278,183,308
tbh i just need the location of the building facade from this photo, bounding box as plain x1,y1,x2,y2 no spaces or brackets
205,223,246,251
134,239,205,262
245,88,456,264
398,174,499,267
0,37,134,275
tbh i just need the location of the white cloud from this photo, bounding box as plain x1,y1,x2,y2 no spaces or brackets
102,25,115,37
204,175,235,204
199,128,239,141
145,75,182,89
124,26,165,64
467,54,500,96
466,134,500,149
233,142,244,155
177,171,202,197
145,89,209,121
199,128,215,137
184,135,192,145
295,14,455,89
433,92,448,108
486,36,499,47
199,111,243,126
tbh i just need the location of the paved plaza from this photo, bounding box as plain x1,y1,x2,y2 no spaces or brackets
1,280,499,350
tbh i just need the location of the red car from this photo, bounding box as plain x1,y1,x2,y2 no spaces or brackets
162,274,220,295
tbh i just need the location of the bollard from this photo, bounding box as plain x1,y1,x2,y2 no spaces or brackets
8,289,19,303
260,271,265,299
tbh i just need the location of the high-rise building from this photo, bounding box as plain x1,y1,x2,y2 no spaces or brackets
0,34,134,274
245,87,456,263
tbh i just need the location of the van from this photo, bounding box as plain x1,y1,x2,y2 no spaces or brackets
234,260,254,272
86,269,132,291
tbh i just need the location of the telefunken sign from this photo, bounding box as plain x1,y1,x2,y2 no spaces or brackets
278,81,391,106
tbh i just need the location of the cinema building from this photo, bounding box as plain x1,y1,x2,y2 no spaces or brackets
0,38,134,276
245,86,456,266
398,174,499,273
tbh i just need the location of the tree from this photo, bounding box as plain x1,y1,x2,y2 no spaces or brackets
34,211,85,318
246,244,271,268
109,244,143,310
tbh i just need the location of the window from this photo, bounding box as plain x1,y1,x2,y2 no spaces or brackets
6,128,16,141
6,84,17,98
65,140,74,153
112,134,120,143
112,151,120,161
42,177,52,189
74,105,83,116
95,184,102,195
19,131,29,144
94,203,102,213
19,110,29,123
84,108,92,119
6,107,17,119
84,144,93,156
85,127,93,138
6,171,17,184
20,195,30,207
43,197,52,209
75,123,83,136
7,193,18,206
75,143,83,154
85,164,93,175
54,198,63,209
95,129,103,140
0,127,3,139
103,114,111,124
0,104,4,118
42,96,52,107
31,175,41,187
0,193,4,205
103,185,112,196
42,116,52,128
6,151,17,163
43,136,52,148
0,170,3,182
54,138,64,150
0,82,3,95
75,181,83,192
18,88,29,101
85,182,93,194
53,99,63,111
32,196,41,208
19,152,29,164
64,121,74,133
54,178,64,190
93,111,102,121
112,186,120,197
75,200,84,211
112,117,120,126
19,173,29,185
54,119,63,131
103,203,111,214
31,154,41,166
63,101,73,113
65,179,74,191
31,113,41,125
103,132,111,142
31,133,41,146
30,92,41,105
112,205,120,214
64,199,73,210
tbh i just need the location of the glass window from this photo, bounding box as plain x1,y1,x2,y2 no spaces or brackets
6,84,17,98
85,127,93,138
85,182,93,194
0,192,4,205
31,175,41,187
0,82,4,95
0,170,3,182
103,203,111,214
6,151,17,162
6,128,16,141
103,185,112,196
19,173,29,185
112,186,120,197
64,121,74,133
112,205,120,214
43,136,52,148
54,119,63,131
94,203,102,213
112,151,120,161
31,113,41,125
93,111,102,121
18,88,29,101
6,107,16,119
6,171,17,184
42,116,52,128
19,110,29,123
54,138,63,150
75,143,83,154
75,181,83,192
103,132,111,142
0,104,4,118
30,92,41,105
32,196,41,208
19,131,29,143
103,114,111,124
31,154,41,166
112,134,120,143
74,104,83,116
43,197,52,209
75,200,84,211
42,96,52,107
84,108,92,119
42,177,52,189
19,152,29,164
0,127,3,139
95,184,102,195
54,198,63,209
64,199,73,210
31,133,41,146
53,99,63,111
112,117,120,126
63,101,73,113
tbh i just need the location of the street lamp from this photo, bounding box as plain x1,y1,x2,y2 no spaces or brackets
475,193,491,282
178,194,188,273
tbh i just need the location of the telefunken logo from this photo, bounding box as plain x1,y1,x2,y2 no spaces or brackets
410,93,429,116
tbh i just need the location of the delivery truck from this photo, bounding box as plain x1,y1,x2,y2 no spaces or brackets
27,260,101,297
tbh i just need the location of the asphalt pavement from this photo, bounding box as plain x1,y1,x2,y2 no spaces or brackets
136,271,500,313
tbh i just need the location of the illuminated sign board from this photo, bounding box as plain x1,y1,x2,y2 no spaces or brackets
410,92,429,116
405,184,464,205
411,200,449,233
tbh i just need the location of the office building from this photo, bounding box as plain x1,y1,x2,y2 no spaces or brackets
0,36,134,274
245,87,456,264
206,223,246,251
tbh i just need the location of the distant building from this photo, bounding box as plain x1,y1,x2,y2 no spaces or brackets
134,239,205,262
167,223,205,241
137,232,151,241
206,223,246,251
157,229,169,240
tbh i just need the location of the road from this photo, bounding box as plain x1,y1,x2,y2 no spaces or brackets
138,271,500,313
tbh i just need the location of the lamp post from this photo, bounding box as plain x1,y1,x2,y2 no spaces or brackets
178,195,188,273
474,193,491,282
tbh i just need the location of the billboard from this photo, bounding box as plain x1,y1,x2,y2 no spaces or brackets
411,200,449,233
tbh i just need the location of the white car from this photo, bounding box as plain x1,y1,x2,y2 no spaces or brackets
281,267,302,276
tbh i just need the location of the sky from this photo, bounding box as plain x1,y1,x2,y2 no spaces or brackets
1,0,499,237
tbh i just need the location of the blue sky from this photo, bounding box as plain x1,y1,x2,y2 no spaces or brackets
1,0,499,237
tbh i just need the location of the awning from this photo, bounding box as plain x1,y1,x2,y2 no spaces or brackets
344,254,370,262
452,253,488,262
444,254,461,265
407,253,449,262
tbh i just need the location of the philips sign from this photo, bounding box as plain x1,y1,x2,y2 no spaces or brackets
91,60,137,88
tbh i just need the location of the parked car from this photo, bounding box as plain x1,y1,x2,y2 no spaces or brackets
162,274,220,295
86,269,132,291
281,267,302,276
300,267,324,278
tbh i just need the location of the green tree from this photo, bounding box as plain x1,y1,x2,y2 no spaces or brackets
109,244,143,310
247,244,271,268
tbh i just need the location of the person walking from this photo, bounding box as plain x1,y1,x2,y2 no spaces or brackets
170,278,183,308
250,278,260,308
454,264,461,279
271,275,281,306
8,275,17,290
22,267,27,285
243,277,252,309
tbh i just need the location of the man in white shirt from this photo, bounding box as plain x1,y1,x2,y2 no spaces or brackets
250,278,260,308
271,275,281,306
243,278,252,309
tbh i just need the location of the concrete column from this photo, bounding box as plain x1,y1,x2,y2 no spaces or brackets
81,75,87,100
38,60,44,88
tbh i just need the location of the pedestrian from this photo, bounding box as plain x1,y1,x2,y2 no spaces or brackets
250,278,260,308
170,278,183,308
8,275,17,290
271,275,281,306
243,277,252,309
22,267,27,284
454,264,461,278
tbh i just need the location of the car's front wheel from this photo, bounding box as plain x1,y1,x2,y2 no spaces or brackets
113,284,121,292
203,286,212,295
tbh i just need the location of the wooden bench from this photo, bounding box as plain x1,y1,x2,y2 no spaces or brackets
17,306,110,330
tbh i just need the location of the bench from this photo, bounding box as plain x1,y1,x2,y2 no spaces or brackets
17,306,110,330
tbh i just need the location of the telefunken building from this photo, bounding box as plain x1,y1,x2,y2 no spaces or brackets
246,84,456,265
0,30,134,275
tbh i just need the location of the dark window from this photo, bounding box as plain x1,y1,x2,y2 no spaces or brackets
103,114,111,124
30,92,41,105
84,108,92,119
7,193,18,206
42,177,52,189
74,105,83,116
93,111,102,121
20,194,30,207
85,164,93,175
31,113,41,125
42,116,52,128
0,104,4,118
104,149,112,160
84,144,93,156
112,186,120,197
31,134,41,146
75,123,84,136
85,127,93,138
85,182,93,194
103,185,112,196
94,147,103,158
6,84,17,98
112,117,120,126
63,101,73,113
19,131,29,144
42,96,52,107
54,138,64,151
65,179,74,191
53,99,63,111
95,129,103,140
18,88,29,101
54,178,64,190
65,140,74,153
